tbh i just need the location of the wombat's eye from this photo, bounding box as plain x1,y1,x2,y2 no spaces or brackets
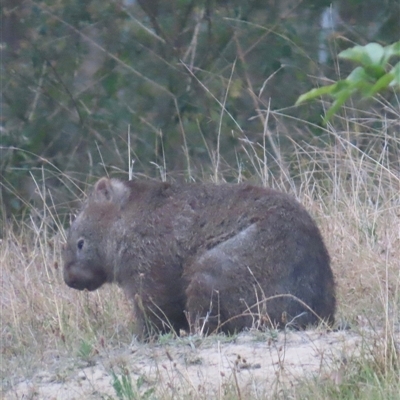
77,239,84,250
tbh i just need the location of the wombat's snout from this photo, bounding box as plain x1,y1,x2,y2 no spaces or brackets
65,279,82,290
64,272,95,291
63,260,108,292
63,264,83,290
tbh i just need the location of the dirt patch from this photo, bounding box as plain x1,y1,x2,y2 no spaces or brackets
4,329,364,399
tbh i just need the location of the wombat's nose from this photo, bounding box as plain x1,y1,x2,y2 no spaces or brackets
69,280,79,289
64,274,80,289
64,265,76,287
66,278,75,288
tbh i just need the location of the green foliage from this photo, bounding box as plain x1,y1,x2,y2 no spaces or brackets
77,339,94,361
111,369,155,400
2,0,400,216
296,41,400,122
296,351,400,400
157,332,176,345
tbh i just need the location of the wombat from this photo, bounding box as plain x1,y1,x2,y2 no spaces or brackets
63,177,336,337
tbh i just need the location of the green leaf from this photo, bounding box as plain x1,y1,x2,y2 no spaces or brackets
366,72,395,97
345,66,370,84
339,43,385,68
323,88,354,123
389,62,400,87
363,43,385,66
364,64,387,80
330,80,351,95
295,83,338,105
384,42,400,60
339,45,372,66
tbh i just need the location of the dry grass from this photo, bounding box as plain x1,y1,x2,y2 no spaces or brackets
1,112,399,399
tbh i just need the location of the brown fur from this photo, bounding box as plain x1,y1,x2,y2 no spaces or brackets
63,177,336,337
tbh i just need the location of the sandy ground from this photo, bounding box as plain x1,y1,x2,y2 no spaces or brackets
4,328,366,399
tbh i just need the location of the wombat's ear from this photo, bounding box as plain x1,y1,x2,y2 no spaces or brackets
93,177,130,207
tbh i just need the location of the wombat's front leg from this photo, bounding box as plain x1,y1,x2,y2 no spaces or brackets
131,287,189,339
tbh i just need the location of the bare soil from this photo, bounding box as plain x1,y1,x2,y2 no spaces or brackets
4,328,366,399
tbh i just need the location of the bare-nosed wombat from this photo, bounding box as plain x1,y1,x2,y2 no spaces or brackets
63,177,336,337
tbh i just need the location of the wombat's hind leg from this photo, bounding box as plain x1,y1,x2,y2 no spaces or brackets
185,272,224,335
185,225,259,335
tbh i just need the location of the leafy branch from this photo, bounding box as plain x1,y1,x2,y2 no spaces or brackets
296,41,400,122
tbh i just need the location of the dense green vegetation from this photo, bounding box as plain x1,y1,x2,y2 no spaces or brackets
1,0,399,219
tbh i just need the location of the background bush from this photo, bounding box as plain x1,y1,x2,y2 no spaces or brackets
1,0,399,220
